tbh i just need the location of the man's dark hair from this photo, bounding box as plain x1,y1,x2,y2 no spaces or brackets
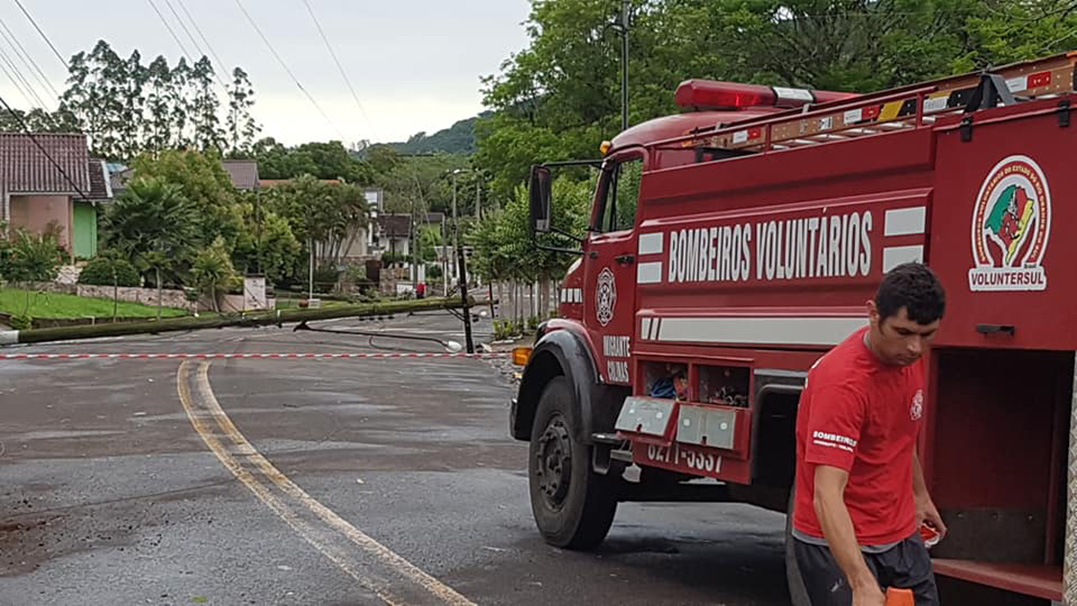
875,263,946,324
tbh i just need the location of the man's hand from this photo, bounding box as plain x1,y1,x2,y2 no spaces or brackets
852,583,886,606
912,450,947,537
916,494,948,537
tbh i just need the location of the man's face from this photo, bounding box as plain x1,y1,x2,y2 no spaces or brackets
867,302,940,366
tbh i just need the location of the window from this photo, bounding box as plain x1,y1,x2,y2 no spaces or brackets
596,157,643,233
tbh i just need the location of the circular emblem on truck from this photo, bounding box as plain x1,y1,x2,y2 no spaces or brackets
596,267,616,326
968,155,1051,292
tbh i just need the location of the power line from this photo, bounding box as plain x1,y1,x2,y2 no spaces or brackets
0,54,33,107
162,0,207,60
145,0,195,67
161,0,229,91
174,0,229,76
0,17,58,99
0,41,45,107
10,0,66,69
232,0,345,140
300,0,376,141
0,92,90,199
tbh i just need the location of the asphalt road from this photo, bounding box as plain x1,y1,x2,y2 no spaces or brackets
0,311,790,605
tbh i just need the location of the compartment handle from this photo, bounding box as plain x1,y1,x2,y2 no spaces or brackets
976,324,1015,336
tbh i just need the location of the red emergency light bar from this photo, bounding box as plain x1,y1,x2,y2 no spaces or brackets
675,79,858,110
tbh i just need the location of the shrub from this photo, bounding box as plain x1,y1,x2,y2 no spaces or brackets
8,314,31,330
78,256,141,287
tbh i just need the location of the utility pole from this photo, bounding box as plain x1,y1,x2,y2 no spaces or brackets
452,169,475,354
610,0,630,132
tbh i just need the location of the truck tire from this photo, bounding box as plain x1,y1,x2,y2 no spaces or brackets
785,489,811,606
528,376,618,550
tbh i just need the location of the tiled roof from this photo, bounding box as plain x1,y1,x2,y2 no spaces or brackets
0,133,91,195
377,214,412,238
78,159,113,200
222,159,260,190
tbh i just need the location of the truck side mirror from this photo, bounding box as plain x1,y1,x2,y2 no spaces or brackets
529,165,552,233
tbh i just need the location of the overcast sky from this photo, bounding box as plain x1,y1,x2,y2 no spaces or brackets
0,0,532,146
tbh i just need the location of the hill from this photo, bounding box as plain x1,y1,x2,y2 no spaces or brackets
388,114,489,155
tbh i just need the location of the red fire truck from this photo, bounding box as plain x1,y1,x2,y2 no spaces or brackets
511,52,1077,604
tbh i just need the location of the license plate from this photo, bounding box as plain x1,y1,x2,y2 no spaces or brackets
635,442,723,476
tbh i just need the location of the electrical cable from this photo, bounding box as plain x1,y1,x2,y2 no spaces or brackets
10,0,66,69
300,0,376,141
0,16,58,99
232,0,346,140
0,41,45,107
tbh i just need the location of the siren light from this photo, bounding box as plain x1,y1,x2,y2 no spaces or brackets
675,80,858,110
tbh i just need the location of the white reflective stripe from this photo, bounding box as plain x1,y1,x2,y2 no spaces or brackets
883,245,924,272
924,95,949,113
641,318,652,340
773,86,814,103
654,316,866,346
1006,76,1028,93
637,262,663,284
884,207,927,236
638,232,664,255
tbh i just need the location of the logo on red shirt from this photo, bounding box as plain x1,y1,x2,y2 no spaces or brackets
910,389,923,421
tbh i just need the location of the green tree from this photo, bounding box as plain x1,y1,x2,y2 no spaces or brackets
226,67,260,156
128,150,243,249
191,237,240,313
190,57,224,152
0,229,63,319
77,249,140,320
143,56,174,154
103,177,200,319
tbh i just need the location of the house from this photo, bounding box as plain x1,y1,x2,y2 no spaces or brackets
373,214,412,260
261,178,372,263
73,158,112,258
0,133,105,257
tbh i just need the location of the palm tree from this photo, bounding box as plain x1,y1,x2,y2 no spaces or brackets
104,178,199,319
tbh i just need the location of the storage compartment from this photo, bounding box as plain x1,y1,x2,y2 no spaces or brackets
698,364,750,407
640,360,688,400
927,348,1073,602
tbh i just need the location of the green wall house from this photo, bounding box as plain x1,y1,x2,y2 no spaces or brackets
72,159,113,259
73,201,98,259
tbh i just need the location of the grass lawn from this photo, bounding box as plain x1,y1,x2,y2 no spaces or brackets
0,288,189,320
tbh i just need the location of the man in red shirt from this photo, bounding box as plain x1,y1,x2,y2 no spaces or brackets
793,263,947,605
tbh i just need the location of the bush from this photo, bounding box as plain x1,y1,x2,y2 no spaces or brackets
78,256,141,287
8,314,31,330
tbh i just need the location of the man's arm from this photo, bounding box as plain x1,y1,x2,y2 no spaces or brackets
913,450,947,536
814,465,885,605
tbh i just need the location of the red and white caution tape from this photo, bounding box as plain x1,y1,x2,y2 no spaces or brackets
0,352,508,360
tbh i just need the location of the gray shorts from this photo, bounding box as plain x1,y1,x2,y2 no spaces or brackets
793,534,938,605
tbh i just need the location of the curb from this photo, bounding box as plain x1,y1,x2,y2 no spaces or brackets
0,330,18,345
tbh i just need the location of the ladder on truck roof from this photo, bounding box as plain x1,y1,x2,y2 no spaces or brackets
658,51,1077,154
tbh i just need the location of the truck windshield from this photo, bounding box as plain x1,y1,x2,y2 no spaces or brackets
598,157,642,233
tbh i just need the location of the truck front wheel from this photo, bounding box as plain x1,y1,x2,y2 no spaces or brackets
528,376,618,550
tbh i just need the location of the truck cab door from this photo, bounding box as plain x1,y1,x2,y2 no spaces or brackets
583,152,644,385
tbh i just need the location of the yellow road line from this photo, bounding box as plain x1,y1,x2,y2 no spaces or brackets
177,360,475,606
